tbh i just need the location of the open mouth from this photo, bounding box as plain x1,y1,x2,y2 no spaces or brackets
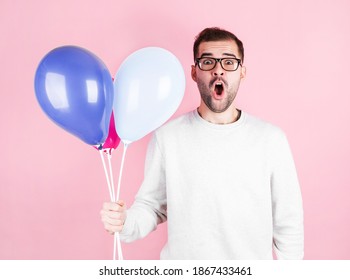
214,82,224,95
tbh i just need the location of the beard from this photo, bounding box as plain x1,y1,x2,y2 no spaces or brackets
197,78,239,113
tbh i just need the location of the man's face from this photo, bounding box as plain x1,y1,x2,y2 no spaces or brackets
191,40,246,113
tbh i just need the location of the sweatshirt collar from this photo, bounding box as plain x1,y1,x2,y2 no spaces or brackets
193,108,245,130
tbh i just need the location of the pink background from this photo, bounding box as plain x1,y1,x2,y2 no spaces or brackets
1,0,350,260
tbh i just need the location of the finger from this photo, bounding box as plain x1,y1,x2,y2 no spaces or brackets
106,227,123,234
100,210,126,220
102,202,124,212
100,208,125,220
116,200,125,207
116,201,127,211
102,202,114,211
104,223,123,234
102,215,124,226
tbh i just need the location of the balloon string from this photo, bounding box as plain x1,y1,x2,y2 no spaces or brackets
114,232,122,261
107,152,121,261
117,143,128,201
99,149,123,260
99,150,113,201
107,153,116,202
114,142,128,261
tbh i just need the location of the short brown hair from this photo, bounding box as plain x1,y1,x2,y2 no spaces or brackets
193,27,244,63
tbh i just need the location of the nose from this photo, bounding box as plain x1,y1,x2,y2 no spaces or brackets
213,61,224,76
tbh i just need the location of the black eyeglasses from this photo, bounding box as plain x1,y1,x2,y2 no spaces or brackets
195,57,242,71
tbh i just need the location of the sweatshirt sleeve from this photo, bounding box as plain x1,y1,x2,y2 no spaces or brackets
119,133,167,242
270,131,304,259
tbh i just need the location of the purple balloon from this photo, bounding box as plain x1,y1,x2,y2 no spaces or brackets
34,46,113,145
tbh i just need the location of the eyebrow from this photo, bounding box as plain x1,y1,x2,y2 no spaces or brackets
199,52,238,58
223,53,237,58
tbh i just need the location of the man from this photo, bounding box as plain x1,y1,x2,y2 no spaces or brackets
100,27,304,259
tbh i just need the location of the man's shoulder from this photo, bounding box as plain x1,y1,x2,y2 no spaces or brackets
243,112,287,139
156,110,194,134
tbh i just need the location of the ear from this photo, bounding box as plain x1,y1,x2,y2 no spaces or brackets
240,66,247,80
191,65,197,82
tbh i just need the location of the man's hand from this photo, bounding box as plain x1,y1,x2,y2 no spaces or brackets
100,200,127,234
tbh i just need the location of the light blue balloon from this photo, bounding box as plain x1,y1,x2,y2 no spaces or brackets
113,47,185,143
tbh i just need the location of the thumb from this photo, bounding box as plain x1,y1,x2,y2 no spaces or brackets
116,200,126,208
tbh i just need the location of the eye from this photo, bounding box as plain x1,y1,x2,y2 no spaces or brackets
202,59,214,65
223,59,235,65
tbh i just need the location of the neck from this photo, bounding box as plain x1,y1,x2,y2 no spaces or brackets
197,105,241,125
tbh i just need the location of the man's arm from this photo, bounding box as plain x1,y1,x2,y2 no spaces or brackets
100,133,167,242
271,132,304,259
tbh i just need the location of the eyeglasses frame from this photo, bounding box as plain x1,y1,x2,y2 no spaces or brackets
195,57,242,72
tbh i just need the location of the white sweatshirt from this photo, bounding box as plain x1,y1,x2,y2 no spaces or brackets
120,110,304,260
